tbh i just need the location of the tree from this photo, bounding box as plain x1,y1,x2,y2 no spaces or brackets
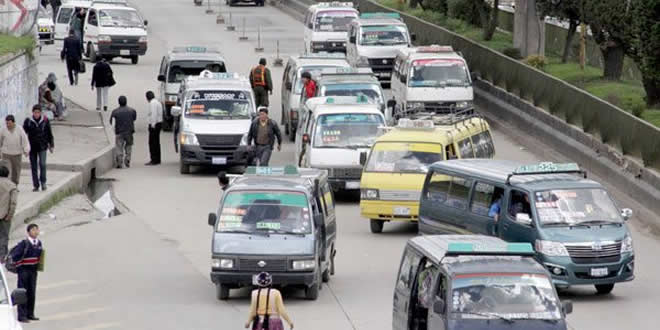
583,0,635,80
536,0,583,63
482,0,500,41
409,0,426,10
632,0,660,106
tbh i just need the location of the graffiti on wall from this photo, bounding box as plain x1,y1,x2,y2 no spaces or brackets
0,54,39,125
0,0,39,36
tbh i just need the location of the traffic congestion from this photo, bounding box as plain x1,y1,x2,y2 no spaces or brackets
7,0,651,329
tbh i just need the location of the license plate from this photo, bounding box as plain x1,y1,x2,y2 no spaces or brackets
590,267,608,277
393,206,410,216
120,49,130,56
212,157,227,165
345,181,360,189
379,72,391,78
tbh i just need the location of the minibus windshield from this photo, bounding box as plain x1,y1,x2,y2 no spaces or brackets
535,188,622,226
365,142,442,173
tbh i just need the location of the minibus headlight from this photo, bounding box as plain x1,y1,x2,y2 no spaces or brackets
292,259,316,270
98,35,111,43
180,132,199,146
535,240,569,257
621,235,634,253
406,102,424,110
361,189,379,200
212,258,234,269
240,133,248,146
455,100,472,109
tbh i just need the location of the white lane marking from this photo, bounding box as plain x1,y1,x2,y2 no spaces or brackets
39,293,94,306
39,280,87,290
71,322,122,330
43,307,108,321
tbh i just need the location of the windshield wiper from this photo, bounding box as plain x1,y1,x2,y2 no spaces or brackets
341,144,370,149
461,312,515,323
220,228,268,236
271,229,307,237
576,220,621,226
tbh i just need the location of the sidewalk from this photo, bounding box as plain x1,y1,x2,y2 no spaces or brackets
8,100,114,234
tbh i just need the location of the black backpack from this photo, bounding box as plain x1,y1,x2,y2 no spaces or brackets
4,240,28,274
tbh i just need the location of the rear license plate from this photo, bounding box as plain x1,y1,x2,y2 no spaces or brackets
345,181,360,189
120,49,130,56
394,206,410,216
590,267,608,277
212,157,227,165
379,72,391,78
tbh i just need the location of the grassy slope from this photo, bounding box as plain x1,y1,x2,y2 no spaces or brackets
0,34,35,58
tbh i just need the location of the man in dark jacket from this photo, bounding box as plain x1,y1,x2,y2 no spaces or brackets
249,58,273,108
247,107,282,166
110,96,137,168
10,224,43,323
91,58,115,111
23,105,54,192
61,29,82,85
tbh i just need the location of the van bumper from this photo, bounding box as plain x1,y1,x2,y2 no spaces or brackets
180,145,242,166
539,253,635,287
210,271,316,287
360,200,418,222
97,42,147,56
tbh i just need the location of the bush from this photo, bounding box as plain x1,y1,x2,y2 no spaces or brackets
630,100,646,118
503,47,522,59
445,18,469,33
525,55,547,71
447,0,488,27
424,0,448,15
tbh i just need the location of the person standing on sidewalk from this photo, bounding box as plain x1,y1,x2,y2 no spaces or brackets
110,96,137,169
145,91,163,166
247,107,282,166
249,58,273,108
10,224,43,323
91,58,115,111
0,115,30,185
23,105,54,192
0,165,18,261
61,30,82,86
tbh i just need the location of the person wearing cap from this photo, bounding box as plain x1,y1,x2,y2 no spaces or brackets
249,58,273,108
247,107,282,166
0,115,30,185
300,71,317,104
245,272,293,330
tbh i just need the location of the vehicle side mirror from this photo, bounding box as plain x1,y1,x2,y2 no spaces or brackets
144,20,148,26
359,151,367,166
285,82,292,90
171,106,182,117
387,99,396,109
302,133,310,144
432,299,445,314
410,33,417,42
515,213,533,226
208,213,217,226
349,36,356,44
562,300,573,315
11,288,27,306
621,208,633,221
157,74,165,82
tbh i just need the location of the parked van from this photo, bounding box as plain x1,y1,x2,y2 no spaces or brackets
393,235,573,330
295,96,386,192
208,165,337,300
281,53,350,140
419,160,635,294
81,0,148,64
157,46,227,131
390,45,474,117
360,115,494,233
171,71,256,174
54,0,95,42
346,13,415,86
312,67,385,113
303,2,359,54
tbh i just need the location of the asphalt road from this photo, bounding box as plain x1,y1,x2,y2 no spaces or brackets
29,0,660,329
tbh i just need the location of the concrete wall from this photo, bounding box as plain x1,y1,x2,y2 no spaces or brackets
0,0,39,36
0,51,39,124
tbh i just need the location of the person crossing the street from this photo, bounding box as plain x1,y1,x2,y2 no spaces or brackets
249,58,273,108
247,107,282,166
10,224,44,323
110,96,137,169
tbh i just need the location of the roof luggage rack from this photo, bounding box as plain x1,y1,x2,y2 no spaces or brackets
505,162,587,184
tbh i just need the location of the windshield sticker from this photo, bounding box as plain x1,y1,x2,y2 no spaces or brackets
218,221,242,228
319,24,333,31
224,192,308,207
554,191,577,198
537,208,564,222
535,202,557,208
374,162,395,172
189,90,248,101
219,215,242,222
413,59,464,66
222,207,247,215
256,222,281,230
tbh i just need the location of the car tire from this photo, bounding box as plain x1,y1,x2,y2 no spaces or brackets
330,247,336,275
216,283,230,300
289,125,296,142
370,219,384,233
131,55,139,65
180,154,190,174
595,284,614,295
88,43,97,62
305,271,320,300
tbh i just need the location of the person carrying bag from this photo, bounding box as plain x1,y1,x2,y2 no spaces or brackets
245,272,293,330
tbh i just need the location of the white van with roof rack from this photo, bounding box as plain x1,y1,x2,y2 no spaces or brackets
171,71,257,174
303,2,359,54
389,45,475,119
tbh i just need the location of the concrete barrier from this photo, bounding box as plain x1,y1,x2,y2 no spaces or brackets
0,50,38,124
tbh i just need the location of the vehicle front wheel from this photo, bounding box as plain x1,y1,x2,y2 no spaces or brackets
131,55,139,64
88,43,97,62
289,125,296,142
180,155,190,174
305,272,320,300
370,219,384,233
216,283,230,300
595,284,614,295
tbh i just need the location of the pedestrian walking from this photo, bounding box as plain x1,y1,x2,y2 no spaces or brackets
145,91,163,165
10,224,43,323
61,30,82,86
70,8,84,40
249,58,273,108
110,96,137,169
0,165,18,261
91,58,115,111
245,272,294,330
51,0,62,22
247,107,282,166
23,105,54,192
0,115,30,185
